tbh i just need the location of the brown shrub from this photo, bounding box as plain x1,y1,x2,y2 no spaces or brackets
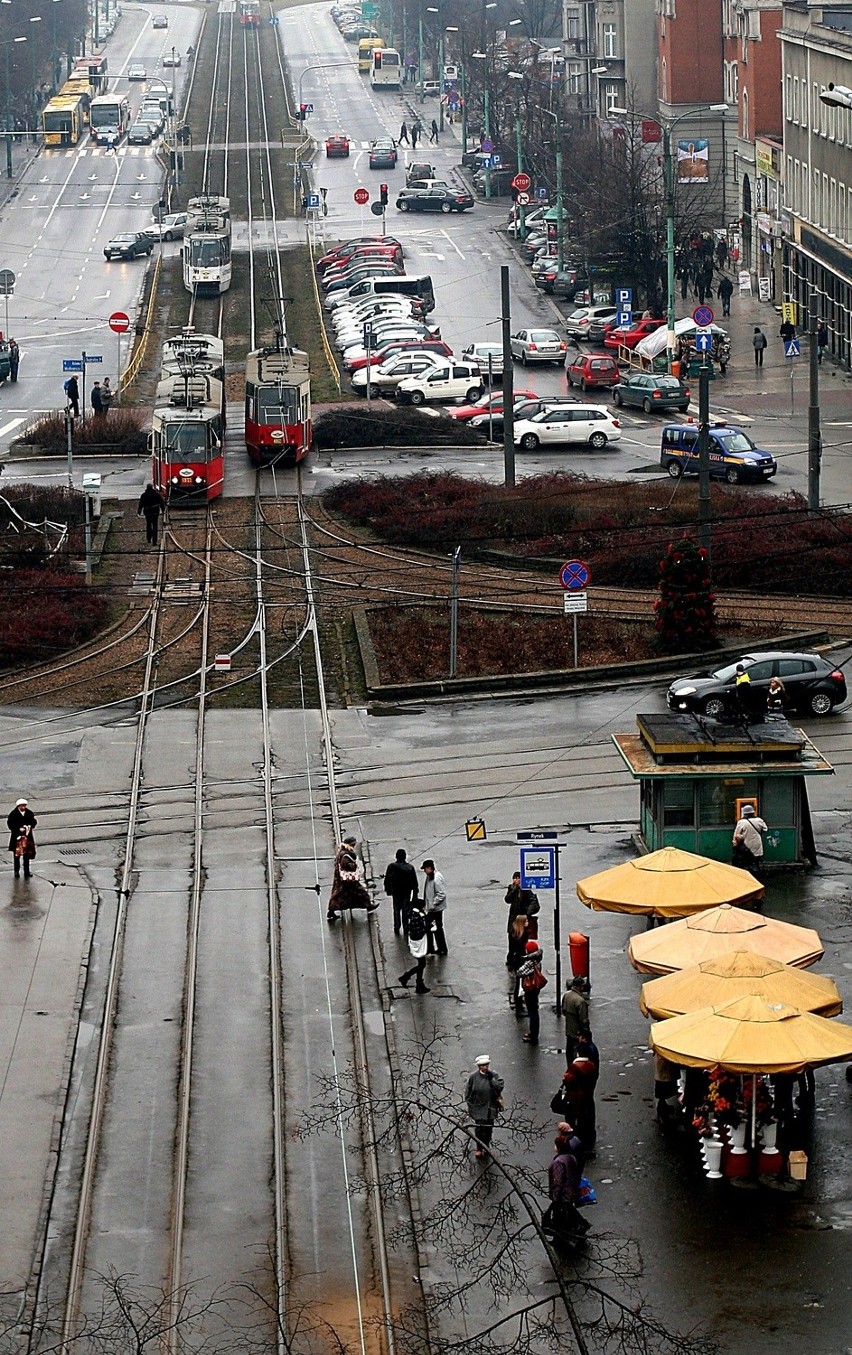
0,568,109,664
20,407,148,456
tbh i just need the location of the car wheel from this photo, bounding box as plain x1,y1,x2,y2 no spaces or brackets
567,373,575,387
702,696,727,720
580,379,589,393
725,467,740,484
441,202,452,213
520,433,539,449
589,432,607,449
612,390,622,406
521,352,528,366
810,692,833,716
665,460,683,479
642,398,654,414
409,390,424,405
465,386,483,401
163,230,173,241
398,201,409,212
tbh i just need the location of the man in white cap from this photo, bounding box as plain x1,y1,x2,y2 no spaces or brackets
7,797,37,879
732,803,767,875
464,1055,504,1159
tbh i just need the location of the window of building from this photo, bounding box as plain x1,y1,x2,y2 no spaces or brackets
824,173,830,228
567,63,582,93
801,77,807,130
742,87,749,141
602,82,620,114
603,23,617,57
661,56,667,103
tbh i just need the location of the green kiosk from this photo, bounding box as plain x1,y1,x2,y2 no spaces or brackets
613,712,834,866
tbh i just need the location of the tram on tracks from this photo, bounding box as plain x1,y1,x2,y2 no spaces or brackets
239,0,261,24
183,195,232,296
245,344,312,466
151,331,225,501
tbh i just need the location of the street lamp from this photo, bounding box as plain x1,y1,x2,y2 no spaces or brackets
29,16,42,130
820,82,852,109
609,103,728,370
51,0,62,89
426,6,452,131
541,105,563,270
507,69,526,238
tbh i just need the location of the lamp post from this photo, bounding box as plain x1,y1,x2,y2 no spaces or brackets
426,6,448,131
508,69,525,239
2,34,27,177
51,0,62,88
418,0,424,103
29,16,42,131
609,103,728,371
542,104,564,271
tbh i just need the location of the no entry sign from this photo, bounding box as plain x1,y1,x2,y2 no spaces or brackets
109,311,130,333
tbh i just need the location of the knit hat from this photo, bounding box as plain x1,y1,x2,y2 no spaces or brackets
475,1054,490,1066
525,939,539,953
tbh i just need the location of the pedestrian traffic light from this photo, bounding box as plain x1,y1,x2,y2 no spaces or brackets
299,103,308,120
380,182,388,206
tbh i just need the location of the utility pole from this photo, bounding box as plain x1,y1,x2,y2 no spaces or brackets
697,364,712,560
807,318,821,512
501,265,515,488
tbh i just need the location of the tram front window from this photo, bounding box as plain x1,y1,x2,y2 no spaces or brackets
190,239,227,268
164,427,208,462
257,386,299,423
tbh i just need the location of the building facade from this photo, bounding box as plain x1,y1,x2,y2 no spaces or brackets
656,0,730,228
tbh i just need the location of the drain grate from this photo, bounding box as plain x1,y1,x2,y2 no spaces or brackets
60,848,90,856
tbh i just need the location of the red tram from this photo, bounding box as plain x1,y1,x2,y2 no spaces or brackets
245,346,312,466
151,333,225,501
239,0,261,25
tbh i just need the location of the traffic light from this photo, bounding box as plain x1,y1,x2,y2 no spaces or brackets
299,103,308,121
380,183,388,207
374,49,382,67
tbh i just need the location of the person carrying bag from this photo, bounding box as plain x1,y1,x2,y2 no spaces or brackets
516,940,547,1045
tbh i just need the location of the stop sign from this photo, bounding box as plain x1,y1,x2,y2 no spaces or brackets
512,172,531,193
109,311,130,333
354,187,370,205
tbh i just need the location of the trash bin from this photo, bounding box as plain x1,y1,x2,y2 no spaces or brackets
568,932,590,982
671,359,681,379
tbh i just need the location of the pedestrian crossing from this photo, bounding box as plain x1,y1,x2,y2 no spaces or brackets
53,145,161,159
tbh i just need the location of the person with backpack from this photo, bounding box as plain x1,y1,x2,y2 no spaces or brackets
64,374,80,417
398,901,430,993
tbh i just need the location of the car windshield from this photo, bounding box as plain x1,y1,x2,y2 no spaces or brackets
163,426,210,460
710,660,754,682
716,430,757,454
256,387,300,421
530,331,558,342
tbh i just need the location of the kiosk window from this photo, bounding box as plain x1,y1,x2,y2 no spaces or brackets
663,780,695,827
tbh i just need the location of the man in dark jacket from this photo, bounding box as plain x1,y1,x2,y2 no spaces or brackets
547,1129,590,1239
7,797,37,878
64,374,80,417
138,483,166,545
384,847,418,935
716,275,733,317
504,871,540,963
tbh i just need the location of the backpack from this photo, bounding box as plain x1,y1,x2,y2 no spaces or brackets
64,378,72,393
408,908,427,942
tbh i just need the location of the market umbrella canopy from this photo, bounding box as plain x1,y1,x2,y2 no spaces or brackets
640,950,843,1019
577,847,763,918
628,903,824,975
649,993,852,1075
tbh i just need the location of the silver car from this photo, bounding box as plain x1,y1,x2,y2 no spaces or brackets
509,328,567,366
462,342,504,379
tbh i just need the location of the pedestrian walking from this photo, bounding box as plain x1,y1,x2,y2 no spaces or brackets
429,118,439,143
91,381,103,417
137,483,166,545
101,377,114,416
398,901,430,993
516,939,547,1044
421,858,447,955
383,846,418,935
544,1129,590,1241
735,662,752,719
398,120,410,144
411,119,421,148
504,870,540,961
696,274,707,305
7,797,36,879
717,334,731,376
465,1054,504,1158
717,275,733,317
561,976,589,1066
817,320,828,364
64,374,80,417
679,267,690,301
766,675,787,713
732,803,768,875
327,836,378,922
8,338,20,381
715,237,729,270
752,326,767,367
779,317,796,344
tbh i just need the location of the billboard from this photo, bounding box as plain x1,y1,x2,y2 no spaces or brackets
676,138,709,184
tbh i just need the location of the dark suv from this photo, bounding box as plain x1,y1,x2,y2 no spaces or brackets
667,651,847,719
104,231,155,261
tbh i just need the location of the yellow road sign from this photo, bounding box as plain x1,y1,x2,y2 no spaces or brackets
465,818,486,841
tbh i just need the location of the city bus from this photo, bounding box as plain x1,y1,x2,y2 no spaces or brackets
60,75,93,122
89,93,131,146
370,46,401,88
73,52,109,94
358,35,384,72
42,93,86,147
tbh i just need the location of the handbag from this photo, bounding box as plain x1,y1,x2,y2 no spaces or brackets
577,1176,597,1207
522,965,548,993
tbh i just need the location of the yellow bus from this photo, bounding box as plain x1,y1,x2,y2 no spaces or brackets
358,35,384,72
42,93,86,147
60,76,92,122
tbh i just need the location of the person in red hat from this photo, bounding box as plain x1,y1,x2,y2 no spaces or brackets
515,939,546,1045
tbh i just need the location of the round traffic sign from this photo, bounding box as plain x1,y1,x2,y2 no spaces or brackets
512,171,531,193
516,191,530,206
109,310,130,334
0,267,16,295
354,187,370,205
370,201,384,216
693,304,714,328
559,559,591,591
480,137,493,153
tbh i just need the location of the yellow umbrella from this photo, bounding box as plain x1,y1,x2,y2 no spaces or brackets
577,847,763,919
649,993,852,1075
628,903,823,975
640,950,843,1019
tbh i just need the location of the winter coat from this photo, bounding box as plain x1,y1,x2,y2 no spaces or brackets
505,883,540,929
561,987,589,1040
384,859,418,906
549,1147,581,1207
328,845,371,910
422,869,446,913
7,807,37,856
465,1068,504,1124
138,486,165,517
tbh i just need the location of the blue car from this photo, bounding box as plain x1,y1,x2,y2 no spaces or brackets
660,422,777,483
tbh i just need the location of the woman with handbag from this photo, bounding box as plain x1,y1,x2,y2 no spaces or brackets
515,939,547,1045
7,797,36,879
327,836,378,922
507,914,532,1016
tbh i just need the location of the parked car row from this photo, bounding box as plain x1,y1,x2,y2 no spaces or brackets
330,3,377,40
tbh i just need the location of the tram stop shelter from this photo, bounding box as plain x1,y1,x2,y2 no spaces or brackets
612,712,834,866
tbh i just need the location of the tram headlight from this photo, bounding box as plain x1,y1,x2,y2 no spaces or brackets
194,475,204,484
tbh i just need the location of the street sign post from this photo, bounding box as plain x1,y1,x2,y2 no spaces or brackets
108,313,130,403
785,338,801,358
305,192,320,209
353,187,370,204
63,359,83,371
517,830,566,1008
694,330,713,353
516,191,530,206
512,171,531,193
559,560,590,667
0,267,15,337
520,845,555,890
693,303,714,328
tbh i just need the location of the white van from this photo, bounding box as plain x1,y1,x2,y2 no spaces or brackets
325,274,435,314
396,361,483,405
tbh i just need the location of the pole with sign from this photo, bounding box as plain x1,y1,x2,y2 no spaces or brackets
518,831,565,1013
109,311,130,399
559,559,591,667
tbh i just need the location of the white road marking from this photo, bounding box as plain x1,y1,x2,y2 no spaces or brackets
439,227,464,258
0,417,26,438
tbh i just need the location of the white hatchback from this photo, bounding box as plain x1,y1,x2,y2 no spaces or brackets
351,350,444,393
396,362,483,406
513,405,622,450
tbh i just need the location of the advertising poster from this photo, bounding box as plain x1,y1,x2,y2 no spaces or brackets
677,138,709,183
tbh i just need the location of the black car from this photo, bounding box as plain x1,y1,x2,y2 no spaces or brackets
104,231,155,261
667,651,847,719
396,187,474,214
127,121,154,145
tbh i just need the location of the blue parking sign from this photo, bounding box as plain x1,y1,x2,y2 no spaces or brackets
615,287,633,306
616,310,632,326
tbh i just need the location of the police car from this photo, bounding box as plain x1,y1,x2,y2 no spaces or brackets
660,422,777,483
